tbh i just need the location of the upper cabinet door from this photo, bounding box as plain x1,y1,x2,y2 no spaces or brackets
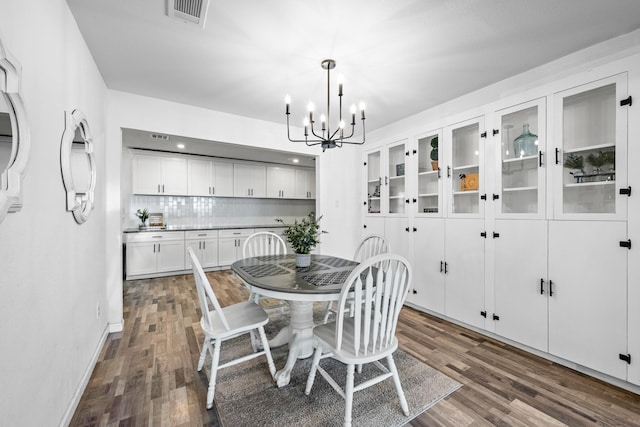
386,139,409,215
415,130,443,217
445,117,485,218
160,157,188,195
552,74,628,220
365,148,383,215
495,98,547,219
212,161,234,197
188,158,212,196
132,154,163,194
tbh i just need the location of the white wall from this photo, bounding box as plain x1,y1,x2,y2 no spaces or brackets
0,0,109,425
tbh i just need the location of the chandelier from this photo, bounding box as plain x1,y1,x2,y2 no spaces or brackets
285,59,366,151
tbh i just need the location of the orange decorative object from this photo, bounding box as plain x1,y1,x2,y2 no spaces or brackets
461,173,479,191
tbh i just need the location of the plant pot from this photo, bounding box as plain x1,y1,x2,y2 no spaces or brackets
296,253,311,268
431,161,438,171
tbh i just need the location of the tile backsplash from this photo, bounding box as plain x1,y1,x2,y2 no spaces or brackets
126,195,316,229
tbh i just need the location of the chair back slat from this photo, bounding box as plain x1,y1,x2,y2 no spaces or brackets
335,254,411,355
188,247,230,331
243,231,287,258
353,234,390,262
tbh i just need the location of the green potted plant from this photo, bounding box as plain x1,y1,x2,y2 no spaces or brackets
136,208,149,228
563,153,585,174
430,136,439,171
586,150,609,174
276,212,326,267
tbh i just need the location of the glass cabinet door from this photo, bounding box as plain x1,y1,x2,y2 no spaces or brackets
496,98,546,218
446,117,484,216
416,131,442,216
554,74,628,219
366,149,382,215
387,140,408,215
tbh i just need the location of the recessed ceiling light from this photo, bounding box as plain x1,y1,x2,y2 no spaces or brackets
291,158,299,163
177,143,185,149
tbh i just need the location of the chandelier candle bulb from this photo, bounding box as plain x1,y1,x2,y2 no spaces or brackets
338,74,344,96
285,95,290,114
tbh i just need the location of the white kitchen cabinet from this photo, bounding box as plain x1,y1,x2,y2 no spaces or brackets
492,219,548,351
548,220,628,380
218,228,254,265
294,168,316,199
414,130,443,217
185,230,219,269
234,163,266,198
188,159,234,197
125,231,185,278
254,226,291,253
363,140,410,216
362,216,385,237
444,219,486,329
365,148,383,215
266,166,296,198
132,153,187,195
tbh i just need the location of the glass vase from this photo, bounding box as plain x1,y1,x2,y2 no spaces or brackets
513,123,538,158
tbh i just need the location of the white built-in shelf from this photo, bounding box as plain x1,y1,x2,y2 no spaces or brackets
453,190,479,195
368,196,381,200
453,164,479,171
503,155,537,163
419,193,438,197
503,186,537,192
389,175,405,180
389,195,405,200
564,143,615,154
418,170,439,176
565,181,615,188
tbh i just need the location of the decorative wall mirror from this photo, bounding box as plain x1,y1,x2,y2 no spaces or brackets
60,109,96,224
0,35,30,224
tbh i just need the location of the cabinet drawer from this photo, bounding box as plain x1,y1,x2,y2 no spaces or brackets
219,228,254,238
185,230,219,240
125,231,185,243
254,227,286,235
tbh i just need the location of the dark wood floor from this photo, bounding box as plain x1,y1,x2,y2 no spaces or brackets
70,271,640,426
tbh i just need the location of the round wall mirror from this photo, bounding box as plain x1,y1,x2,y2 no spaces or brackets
0,36,30,224
60,109,96,224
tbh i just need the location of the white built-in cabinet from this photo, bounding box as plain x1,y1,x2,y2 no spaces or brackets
233,163,266,198
266,166,296,198
218,228,253,265
187,158,234,197
364,68,635,386
185,230,219,269
295,168,316,199
125,231,185,276
132,153,188,195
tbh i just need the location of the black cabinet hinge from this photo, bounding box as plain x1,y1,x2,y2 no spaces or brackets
405,151,410,156
413,227,417,232
620,240,632,249
480,131,487,138
412,198,417,203
480,311,487,318
492,314,500,321
363,201,367,205
620,186,632,196
492,193,499,200
413,149,417,155
492,129,499,136
412,289,417,295
363,224,367,228
620,96,632,107
480,194,487,200
620,353,631,364
364,161,367,166
480,231,487,238
493,232,500,239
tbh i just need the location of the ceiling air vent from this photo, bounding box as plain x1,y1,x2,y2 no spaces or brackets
150,133,170,141
167,0,210,28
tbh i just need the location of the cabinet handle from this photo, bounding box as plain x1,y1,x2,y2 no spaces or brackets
447,166,451,178
540,278,545,295
248,189,250,196
199,241,202,250
555,148,560,165
440,261,443,273
444,262,448,274
157,243,160,252
162,184,165,193
437,167,441,179
157,184,161,193
549,280,554,297
203,241,206,249
152,236,162,238
198,233,206,236
385,176,388,185
212,186,215,195
153,244,156,253
539,151,543,167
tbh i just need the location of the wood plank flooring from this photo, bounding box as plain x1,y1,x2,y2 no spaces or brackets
70,271,640,426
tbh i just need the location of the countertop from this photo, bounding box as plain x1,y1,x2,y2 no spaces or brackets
123,224,286,233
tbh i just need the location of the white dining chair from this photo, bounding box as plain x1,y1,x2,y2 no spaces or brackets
322,234,390,323
188,247,276,409
242,231,287,306
305,253,412,427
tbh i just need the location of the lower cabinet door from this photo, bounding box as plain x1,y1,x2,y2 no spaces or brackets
185,240,201,270
548,220,628,380
218,238,239,266
201,237,219,268
156,240,185,273
444,218,486,329
411,218,445,313
493,219,548,352
126,242,157,276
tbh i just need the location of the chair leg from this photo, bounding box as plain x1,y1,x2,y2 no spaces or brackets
305,346,323,395
257,326,276,378
206,339,221,410
322,301,333,324
387,354,409,416
344,364,355,427
197,337,209,371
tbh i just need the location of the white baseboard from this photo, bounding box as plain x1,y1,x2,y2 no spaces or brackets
109,318,124,333
59,324,110,427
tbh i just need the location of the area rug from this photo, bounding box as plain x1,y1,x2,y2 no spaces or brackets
210,306,462,427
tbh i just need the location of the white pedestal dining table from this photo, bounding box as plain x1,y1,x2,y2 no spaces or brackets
231,254,359,387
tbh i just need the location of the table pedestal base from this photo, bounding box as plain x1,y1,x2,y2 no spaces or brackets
273,300,315,387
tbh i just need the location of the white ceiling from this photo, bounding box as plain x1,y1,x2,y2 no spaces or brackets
68,0,640,158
